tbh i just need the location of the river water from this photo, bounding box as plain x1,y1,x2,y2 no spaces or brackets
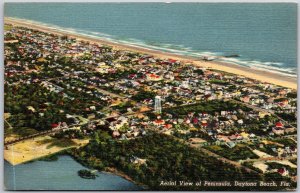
4,155,141,190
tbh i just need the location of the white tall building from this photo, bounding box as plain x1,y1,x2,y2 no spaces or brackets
154,96,162,114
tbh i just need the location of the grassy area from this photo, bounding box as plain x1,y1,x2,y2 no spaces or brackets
272,138,296,147
5,127,39,137
209,79,230,85
38,138,78,149
205,144,259,161
290,158,297,165
4,24,13,31
266,162,297,176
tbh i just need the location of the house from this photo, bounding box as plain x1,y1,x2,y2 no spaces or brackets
195,95,202,101
216,135,230,142
4,39,19,44
249,133,256,138
259,111,269,118
51,123,59,129
241,96,250,103
146,73,162,81
87,113,95,119
112,130,120,138
131,156,147,165
221,111,227,116
231,115,238,121
267,97,274,103
237,119,244,125
226,141,236,148
133,131,140,137
277,168,289,176
229,134,243,141
275,122,284,128
120,133,127,140
240,132,249,139
278,90,287,96
164,124,173,129
153,119,165,126
282,99,289,106
192,117,199,125
201,120,208,128
27,106,36,113
272,127,284,135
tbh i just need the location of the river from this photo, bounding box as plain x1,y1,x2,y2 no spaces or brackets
4,155,141,190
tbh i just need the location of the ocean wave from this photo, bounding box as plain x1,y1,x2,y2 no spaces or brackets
218,58,296,77
7,17,297,77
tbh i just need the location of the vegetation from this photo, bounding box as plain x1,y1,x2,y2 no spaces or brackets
5,127,38,137
4,24,13,31
272,138,296,147
165,100,251,117
38,154,59,162
5,84,68,131
209,79,230,85
276,113,297,125
70,131,262,190
205,144,259,161
78,169,98,179
287,92,297,98
266,162,297,176
132,90,156,102
38,138,78,149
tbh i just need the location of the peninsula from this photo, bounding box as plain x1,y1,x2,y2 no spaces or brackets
4,17,297,191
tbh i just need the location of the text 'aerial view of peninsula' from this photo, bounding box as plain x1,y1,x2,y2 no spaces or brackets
3,3,297,191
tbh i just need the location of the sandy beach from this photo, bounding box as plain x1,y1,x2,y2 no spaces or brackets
4,17,297,90
4,136,89,165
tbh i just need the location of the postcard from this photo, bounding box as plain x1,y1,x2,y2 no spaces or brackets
4,2,297,191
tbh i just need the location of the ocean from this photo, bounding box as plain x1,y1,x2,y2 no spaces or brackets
4,3,297,77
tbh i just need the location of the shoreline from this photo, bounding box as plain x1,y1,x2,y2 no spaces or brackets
66,150,146,189
5,154,144,190
104,167,147,189
4,135,89,166
4,17,297,89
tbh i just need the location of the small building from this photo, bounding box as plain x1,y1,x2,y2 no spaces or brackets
146,73,162,81
277,168,289,177
272,127,284,135
112,130,120,138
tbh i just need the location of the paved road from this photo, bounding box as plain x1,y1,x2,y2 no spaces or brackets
4,119,12,129
240,155,297,163
198,147,261,174
5,130,55,146
4,124,79,146
172,138,261,175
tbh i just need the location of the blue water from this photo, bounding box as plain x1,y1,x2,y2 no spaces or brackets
4,155,141,190
4,3,297,76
